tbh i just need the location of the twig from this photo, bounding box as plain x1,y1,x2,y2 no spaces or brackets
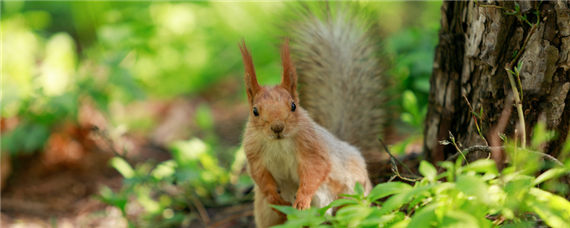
446,145,564,167
505,68,526,149
448,131,469,164
189,194,211,225
504,20,538,150
502,8,539,163
378,138,421,182
462,94,489,146
378,138,417,176
509,21,537,68
90,126,129,159
445,145,494,162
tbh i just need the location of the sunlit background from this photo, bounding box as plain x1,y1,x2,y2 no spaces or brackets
1,1,441,227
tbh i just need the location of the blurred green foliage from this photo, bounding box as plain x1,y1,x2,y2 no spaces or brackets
3,1,442,226
2,1,440,154
1,1,287,154
100,138,252,227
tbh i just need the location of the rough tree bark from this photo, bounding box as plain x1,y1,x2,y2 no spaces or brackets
425,1,570,162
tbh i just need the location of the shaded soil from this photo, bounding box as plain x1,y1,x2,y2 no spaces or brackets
1,148,256,227
1,146,126,227
0,97,255,228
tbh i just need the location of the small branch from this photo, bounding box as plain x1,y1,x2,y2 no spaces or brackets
378,138,421,182
462,94,489,146
90,126,129,159
445,145,493,162
446,145,564,167
189,194,210,225
505,68,526,149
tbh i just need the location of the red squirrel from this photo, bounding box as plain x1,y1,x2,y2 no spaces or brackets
240,5,385,227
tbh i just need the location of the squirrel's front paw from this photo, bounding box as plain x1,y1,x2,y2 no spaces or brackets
293,197,311,210
268,194,290,206
267,194,290,218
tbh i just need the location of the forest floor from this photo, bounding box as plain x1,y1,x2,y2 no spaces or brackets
0,96,256,228
0,145,255,228
0,93,420,227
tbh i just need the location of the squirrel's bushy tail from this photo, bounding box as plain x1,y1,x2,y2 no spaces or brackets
286,3,386,159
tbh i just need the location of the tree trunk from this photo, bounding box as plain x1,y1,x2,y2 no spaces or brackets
425,1,570,162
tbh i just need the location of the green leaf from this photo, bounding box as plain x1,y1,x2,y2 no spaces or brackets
401,113,415,125
533,168,569,186
419,160,437,181
1,122,50,154
354,182,364,196
515,61,523,75
367,182,412,202
151,160,177,180
98,186,128,214
441,210,481,228
408,203,437,227
170,138,209,167
504,175,534,208
335,205,373,227
272,205,297,215
402,90,418,115
439,161,454,182
463,159,498,175
110,157,135,178
379,184,433,215
456,174,490,205
531,122,556,148
359,211,405,227
527,188,570,228
328,198,358,208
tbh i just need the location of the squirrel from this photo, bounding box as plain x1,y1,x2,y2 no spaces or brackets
240,4,385,227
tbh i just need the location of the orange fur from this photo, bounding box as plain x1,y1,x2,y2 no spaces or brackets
239,40,261,104
294,129,331,209
326,177,347,197
280,39,299,102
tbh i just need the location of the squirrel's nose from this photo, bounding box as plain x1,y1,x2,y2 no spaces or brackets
271,123,284,134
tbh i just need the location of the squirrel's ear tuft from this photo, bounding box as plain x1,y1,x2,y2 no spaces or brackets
239,40,261,104
280,39,298,102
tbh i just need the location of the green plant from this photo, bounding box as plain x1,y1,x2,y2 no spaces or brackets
400,90,427,129
99,138,253,227
385,27,437,130
274,125,570,227
0,13,143,155
275,160,569,228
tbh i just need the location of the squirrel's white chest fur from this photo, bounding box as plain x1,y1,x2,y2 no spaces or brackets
262,139,299,183
261,139,300,202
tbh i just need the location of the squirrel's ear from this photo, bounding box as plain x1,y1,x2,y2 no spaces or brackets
239,40,261,104
280,39,298,101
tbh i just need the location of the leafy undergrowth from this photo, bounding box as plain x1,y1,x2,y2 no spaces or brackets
99,138,253,227
273,129,570,228
274,160,569,228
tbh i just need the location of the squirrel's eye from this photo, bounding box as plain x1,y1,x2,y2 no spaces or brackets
291,102,296,112
253,107,259,116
